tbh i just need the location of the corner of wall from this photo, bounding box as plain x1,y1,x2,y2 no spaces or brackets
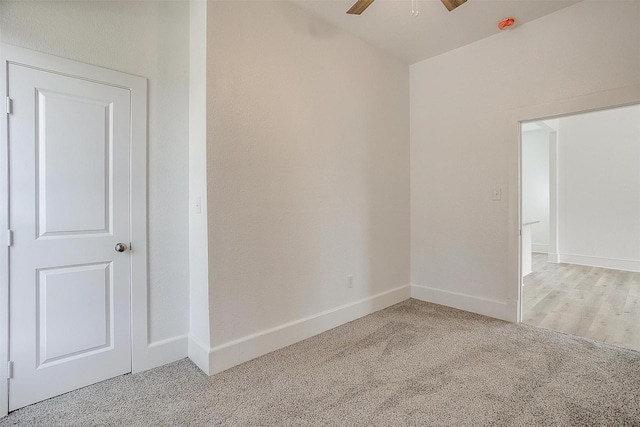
410,284,509,321
188,0,212,374
188,334,211,375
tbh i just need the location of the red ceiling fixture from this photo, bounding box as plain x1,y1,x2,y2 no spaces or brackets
498,18,515,31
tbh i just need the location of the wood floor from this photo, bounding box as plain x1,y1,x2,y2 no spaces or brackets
522,253,640,352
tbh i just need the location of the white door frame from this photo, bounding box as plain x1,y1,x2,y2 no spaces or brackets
0,44,149,417
506,84,640,323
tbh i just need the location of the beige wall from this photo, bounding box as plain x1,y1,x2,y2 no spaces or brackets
206,1,410,352
410,1,640,318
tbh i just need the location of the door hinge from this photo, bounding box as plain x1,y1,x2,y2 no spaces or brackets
7,229,13,247
7,361,13,379
6,97,12,115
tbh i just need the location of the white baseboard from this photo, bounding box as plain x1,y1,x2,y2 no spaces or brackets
411,284,508,321
188,335,211,375
204,285,411,375
506,299,519,323
532,244,549,253
558,254,640,272
133,334,188,374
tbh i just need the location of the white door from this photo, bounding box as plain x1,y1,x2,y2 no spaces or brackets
8,63,132,410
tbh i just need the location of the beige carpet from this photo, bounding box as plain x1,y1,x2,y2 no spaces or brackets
2,299,639,426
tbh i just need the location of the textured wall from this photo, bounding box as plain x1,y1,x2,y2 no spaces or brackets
0,0,190,343
206,1,410,346
410,1,640,311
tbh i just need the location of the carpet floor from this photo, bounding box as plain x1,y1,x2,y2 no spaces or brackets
1,299,639,426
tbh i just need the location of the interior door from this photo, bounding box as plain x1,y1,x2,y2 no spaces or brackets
8,63,132,410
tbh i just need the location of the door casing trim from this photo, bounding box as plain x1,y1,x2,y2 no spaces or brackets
506,84,640,324
0,43,149,417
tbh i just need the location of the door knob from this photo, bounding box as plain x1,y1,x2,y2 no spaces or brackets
115,243,128,253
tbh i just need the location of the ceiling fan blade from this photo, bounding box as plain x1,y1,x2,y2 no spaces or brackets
441,0,467,12
347,0,375,15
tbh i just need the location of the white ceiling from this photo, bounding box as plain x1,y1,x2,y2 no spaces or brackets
292,0,582,64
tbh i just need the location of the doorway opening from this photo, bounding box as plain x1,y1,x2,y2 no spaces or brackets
520,104,640,352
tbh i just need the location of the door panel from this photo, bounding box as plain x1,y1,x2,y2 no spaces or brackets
36,89,112,237
37,262,113,365
8,63,131,411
